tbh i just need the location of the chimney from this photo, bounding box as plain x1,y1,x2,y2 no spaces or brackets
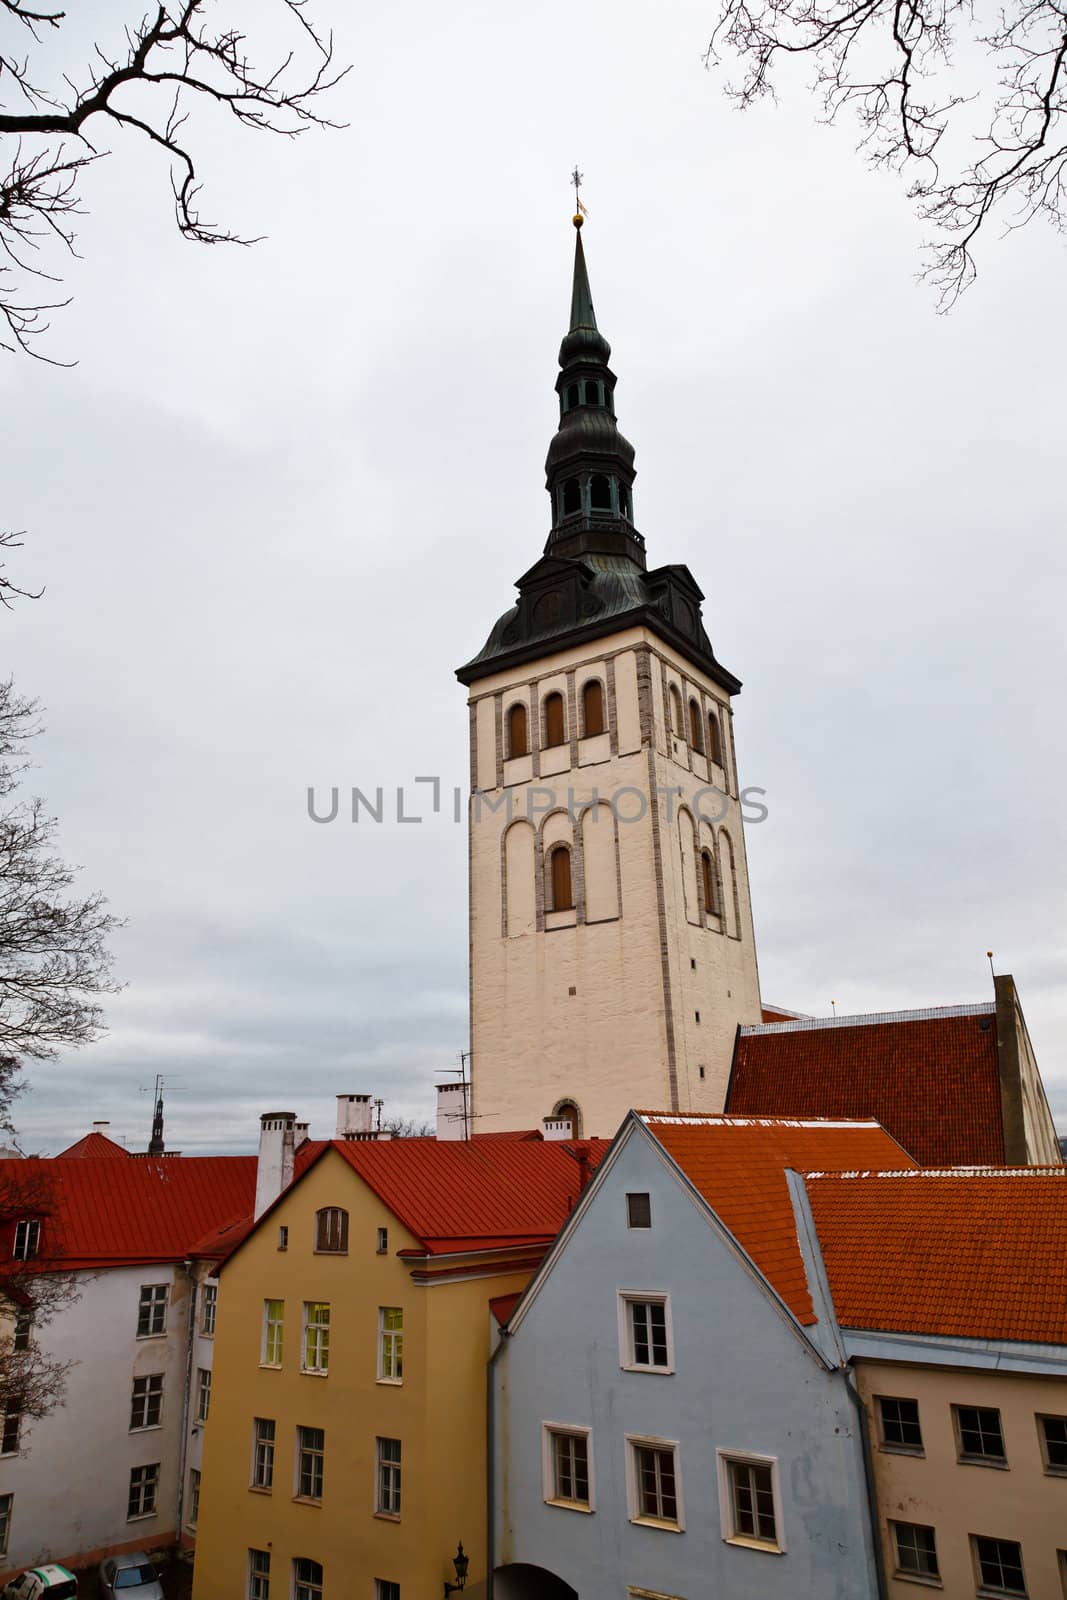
335,1094,375,1140
92,1121,110,1134
255,1112,296,1220
542,1117,572,1142
436,1082,471,1141
294,1121,310,1148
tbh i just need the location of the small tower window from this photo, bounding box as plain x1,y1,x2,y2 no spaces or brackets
562,478,581,515
543,692,566,748
619,485,631,519
555,1100,580,1136
701,849,718,916
566,383,580,409
583,380,600,405
507,702,528,759
582,680,605,738
707,712,723,766
688,698,703,752
668,684,683,737
590,474,612,510
548,845,574,912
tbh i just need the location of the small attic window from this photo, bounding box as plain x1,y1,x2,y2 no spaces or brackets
278,1225,289,1252
376,1227,389,1254
626,1193,652,1229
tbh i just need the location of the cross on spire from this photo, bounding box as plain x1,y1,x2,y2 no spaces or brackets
571,165,587,225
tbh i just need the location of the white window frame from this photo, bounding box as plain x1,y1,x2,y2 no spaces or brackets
295,1425,325,1503
374,1583,400,1600
617,1292,674,1374
715,1449,786,1553
292,1557,323,1600
187,1467,201,1530
624,1432,684,1531
541,1422,594,1512
250,1417,275,1490
201,1282,218,1337
261,1300,284,1368
12,1219,40,1262
970,1533,1028,1598
0,1492,12,1557
375,1436,402,1518
196,1367,212,1422
127,1462,160,1521
301,1302,330,1376
129,1373,164,1432
377,1307,404,1385
248,1548,270,1600
137,1283,169,1339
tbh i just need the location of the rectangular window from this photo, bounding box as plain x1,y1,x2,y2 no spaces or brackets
251,1417,276,1490
315,1207,349,1253
248,1549,270,1600
262,1300,284,1366
201,1283,218,1336
296,1426,324,1502
376,1227,389,1254
12,1219,40,1261
1,1412,20,1457
137,1284,169,1338
376,1436,402,1516
12,1309,31,1352
892,1520,940,1580
0,1494,11,1557
278,1226,288,1252
127,1462,160,1520
545,1427,591,1508
630,1439,680,1526
196,1367,212,1422
626,1193,652,1229
620,1295,672,1371
877,1395,924,1453
130,1374,164,1431
954,1405,1007,1465
293,1559,323,1600
187,1468,201,1530
302,1303,330,1375
1038,1414,1067,1474
972,1535,1026,1596
378,1308,403,1383
374,1583,399,1600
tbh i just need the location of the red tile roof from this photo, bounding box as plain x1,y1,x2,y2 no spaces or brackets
728,1006,1004,1166
325,1136,610,1256
0,1155,257,1269
807,1169,1067,1344
640,1113,917,1325
56,1131,131,1159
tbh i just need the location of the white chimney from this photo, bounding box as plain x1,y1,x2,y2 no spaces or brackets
436,1082,471,1142
92,1120,110,1134
294,1121,310,1148
542,1117,572,1142
255,1112,296,1219
335,1094,375,1140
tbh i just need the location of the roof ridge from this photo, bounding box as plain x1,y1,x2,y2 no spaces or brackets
740,1002,996,1035
805,1166,1066,1179
639,1112,881,1129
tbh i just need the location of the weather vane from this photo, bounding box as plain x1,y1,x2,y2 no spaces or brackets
571,165,588,225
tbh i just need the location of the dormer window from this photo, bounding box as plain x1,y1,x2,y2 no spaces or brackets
12,1220,40,1262
562,478,581,515
582,680,605,738
590,474,612,510
547,845,574,912
688,698,703,752
507,702,528,759
543,692,566,748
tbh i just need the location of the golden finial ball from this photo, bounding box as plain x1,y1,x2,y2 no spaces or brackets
573,212,584,229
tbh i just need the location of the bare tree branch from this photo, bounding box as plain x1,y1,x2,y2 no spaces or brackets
704,0,1067,302
0,0,348,354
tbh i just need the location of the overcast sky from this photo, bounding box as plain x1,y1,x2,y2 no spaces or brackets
3,0,1065,1154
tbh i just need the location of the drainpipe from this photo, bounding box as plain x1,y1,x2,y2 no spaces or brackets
843,1365,887,1600
175,1260,197,1547
486,1326,510,1600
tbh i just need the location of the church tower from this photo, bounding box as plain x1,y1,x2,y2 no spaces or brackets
456,217,762,1139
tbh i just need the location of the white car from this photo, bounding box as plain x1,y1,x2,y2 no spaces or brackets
2,1568,78,1600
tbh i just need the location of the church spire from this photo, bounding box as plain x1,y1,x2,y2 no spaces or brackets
544,214,644,567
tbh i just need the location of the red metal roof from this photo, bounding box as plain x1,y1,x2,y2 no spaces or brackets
0,1155,257,1269
330,1136,610,1254
728,1007,1004,1166
807,1169,1067,1344
56,1131,131,1159
640,1113,917,1325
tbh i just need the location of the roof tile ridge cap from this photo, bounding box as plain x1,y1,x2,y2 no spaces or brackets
739,1001,997,1035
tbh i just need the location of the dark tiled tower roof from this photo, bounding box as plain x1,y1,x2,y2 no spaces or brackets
456,219,740,693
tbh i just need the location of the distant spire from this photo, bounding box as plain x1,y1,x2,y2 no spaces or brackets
569,217,597,332
148,1072,165,1156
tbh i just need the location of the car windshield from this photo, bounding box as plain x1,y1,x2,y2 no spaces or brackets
114,1570,156,1589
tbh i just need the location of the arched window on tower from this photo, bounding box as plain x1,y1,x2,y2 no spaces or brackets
701,848,718,916
584,380,600,405
543,692,566,748
566,383,580,409
668,684,684,738
547,844,574,911
555,1100,580,1137
562,478,581,515
507,702,528,759
590,474,612,510
619,485,631,519
582,680,605,738
688,698,703,752
707,711,723,767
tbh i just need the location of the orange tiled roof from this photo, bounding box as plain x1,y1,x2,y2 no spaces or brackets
56,1130,131,1159
331,1136,610,1255
640,1113,917,1324
728,1005,1004,1166
807,1169,1067,1344
0,1155,257,1269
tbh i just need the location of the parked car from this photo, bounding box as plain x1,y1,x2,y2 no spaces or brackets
96,1556,163,1600
2,1568,78,1600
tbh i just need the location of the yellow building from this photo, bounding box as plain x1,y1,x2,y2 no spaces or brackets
193,1131,604,1600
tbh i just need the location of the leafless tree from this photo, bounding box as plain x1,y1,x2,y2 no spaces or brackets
0,1162,80,1442
383,1116,434,1139
0,531,41,608
704,0,1067,302
0,0,347,357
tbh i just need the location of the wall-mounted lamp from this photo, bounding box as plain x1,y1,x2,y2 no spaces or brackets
443,1541,469,1598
